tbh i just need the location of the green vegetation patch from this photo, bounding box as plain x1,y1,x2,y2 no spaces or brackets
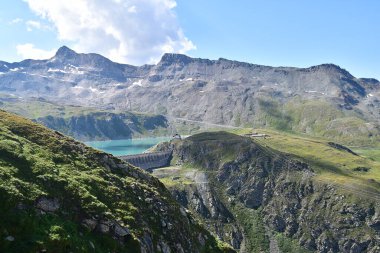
276,233,311,253
232,205,269,253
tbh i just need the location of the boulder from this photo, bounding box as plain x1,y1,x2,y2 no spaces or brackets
36,197,60,212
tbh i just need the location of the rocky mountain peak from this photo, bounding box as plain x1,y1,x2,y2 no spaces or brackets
159,53,193,65
52,46,118,71
54,46,78,59
308,63,353,77
360,78,380,85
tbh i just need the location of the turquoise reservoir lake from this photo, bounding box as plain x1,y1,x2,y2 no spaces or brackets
86,137,171,156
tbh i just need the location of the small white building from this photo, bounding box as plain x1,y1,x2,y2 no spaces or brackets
172,133,182,140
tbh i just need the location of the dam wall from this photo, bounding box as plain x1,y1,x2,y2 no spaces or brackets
118,151,172,171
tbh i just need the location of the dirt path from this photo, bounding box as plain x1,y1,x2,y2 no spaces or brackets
167,116,244,129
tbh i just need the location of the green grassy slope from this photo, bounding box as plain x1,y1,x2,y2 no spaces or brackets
0,110,233,253
354,148,380,162
230,128,380,197
253,97,380,146
157,130,380,193
189,130,380,213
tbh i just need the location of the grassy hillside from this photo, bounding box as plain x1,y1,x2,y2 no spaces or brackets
229,128,380,198
0,110,233,253
164,130,380,195
253,97,380,146
354,148,380,162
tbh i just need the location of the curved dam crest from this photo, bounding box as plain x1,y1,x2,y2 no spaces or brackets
118,151,173,172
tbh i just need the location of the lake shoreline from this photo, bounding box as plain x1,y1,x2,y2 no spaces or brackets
85,136,172,156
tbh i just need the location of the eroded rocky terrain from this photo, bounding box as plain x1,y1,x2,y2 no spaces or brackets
154,132,380,252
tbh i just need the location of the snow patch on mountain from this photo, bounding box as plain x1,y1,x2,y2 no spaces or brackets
305,90,326,95
48,68,69,74
128,79,144,89
10,67,22,72
72,85,104,94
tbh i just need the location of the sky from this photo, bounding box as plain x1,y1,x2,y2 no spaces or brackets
0,0,379,79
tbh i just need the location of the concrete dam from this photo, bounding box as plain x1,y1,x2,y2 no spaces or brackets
118,151,173,171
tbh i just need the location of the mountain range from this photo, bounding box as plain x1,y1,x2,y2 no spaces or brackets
0,46,379,144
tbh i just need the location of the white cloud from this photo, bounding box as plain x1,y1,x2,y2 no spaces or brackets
24,0,196,65
9,18,23,25
16,43,56,59
127,5,137,13
26,20,52,31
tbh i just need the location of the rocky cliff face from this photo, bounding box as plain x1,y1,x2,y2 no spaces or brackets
156,132,380,252
1,47,379,144
0,110,234,253
169,170,245,250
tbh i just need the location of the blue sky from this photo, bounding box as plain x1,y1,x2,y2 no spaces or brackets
1,0,379,79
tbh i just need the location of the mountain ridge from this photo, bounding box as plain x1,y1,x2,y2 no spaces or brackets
0,46,379,145
2,46,377,79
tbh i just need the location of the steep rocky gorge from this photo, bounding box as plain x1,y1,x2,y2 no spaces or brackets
155,132,380,252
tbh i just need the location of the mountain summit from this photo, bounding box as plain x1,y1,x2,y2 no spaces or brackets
54,45,77,59
159,53,194,65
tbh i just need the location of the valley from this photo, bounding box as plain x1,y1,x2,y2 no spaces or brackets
0,48,379,253
1,1,379,252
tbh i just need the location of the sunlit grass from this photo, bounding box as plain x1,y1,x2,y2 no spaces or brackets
233,128,380,194
353,148,380,162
